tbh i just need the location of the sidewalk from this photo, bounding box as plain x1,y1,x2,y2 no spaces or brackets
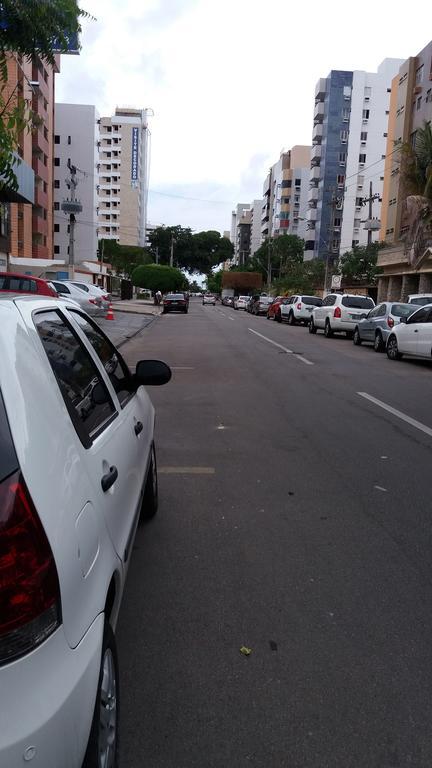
112,299,162,316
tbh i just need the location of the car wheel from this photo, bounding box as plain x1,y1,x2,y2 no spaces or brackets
374,331,384,352
387,335,402,360
140,442,158,520
82,621,119,768
288,311,295,326
308,318,317,334
353,327,362,345
324,320,333,338
276,311,282,323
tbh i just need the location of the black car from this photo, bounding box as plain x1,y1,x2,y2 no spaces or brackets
162,293,188,314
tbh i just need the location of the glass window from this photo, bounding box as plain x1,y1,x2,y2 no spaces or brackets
70,313,133,407
341,296,374,309
408,307,432,324
391,304,414,318
376,304,387,317
0,389,18,483
34,311,115,447
301,296,322,306
409,296,432,306
51,282,70,294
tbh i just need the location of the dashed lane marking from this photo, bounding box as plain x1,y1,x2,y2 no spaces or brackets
248,328,314,366
159,466,215,475
358,392,432,440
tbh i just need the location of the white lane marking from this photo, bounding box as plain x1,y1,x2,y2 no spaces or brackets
358,392,432,439
171,366,195,370
248,328,314,366
159,466,215,475
374,485,388,492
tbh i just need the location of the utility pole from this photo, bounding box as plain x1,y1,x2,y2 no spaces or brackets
361,181,381,246
61,159,82,281
170,235,174,267
324,188,341,294
267,237,272,293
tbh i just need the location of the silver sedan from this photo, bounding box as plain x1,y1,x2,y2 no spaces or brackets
353,301,413,352
50,280,105,317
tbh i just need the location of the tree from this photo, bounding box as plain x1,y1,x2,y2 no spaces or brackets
131,264,187,294
206,269,223,294
148,226,233,274
272,259,325,295
247,234,304,280
147,225,194,266
339,243,382,285
0,1,92,192
189,231,233,274
399,121,432,266
99,239,152,278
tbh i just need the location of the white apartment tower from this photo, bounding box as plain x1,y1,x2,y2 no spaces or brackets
262,146,311,243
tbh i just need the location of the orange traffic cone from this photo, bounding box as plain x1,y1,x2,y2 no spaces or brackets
105,303,115,320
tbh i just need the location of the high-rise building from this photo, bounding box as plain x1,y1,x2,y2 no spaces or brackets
377,41,432,301
230,203,251,263
97,108,151,248
305,59,403,262
53,104,99,266
250,199,262,256
262,147,311,243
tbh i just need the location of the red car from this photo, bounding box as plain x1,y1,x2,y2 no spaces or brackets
266,296,286,320
0,272,58,297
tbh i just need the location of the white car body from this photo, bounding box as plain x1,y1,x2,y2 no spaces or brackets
280,295,323,324
234,296,249,310
387,303,432,360
0,295,169,767
50,280,105,317
202,294,216,305
407,293,432,307
70,282,111,310
310,293,375,336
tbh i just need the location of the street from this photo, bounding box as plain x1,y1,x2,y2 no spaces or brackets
117,297,432,768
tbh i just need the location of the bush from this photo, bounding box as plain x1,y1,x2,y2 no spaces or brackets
131,264,186,293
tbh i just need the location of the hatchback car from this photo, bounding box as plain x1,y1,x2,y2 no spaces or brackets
233,295,250,310
353,302,413,351
281,295,323,325
50,280,105,317
309,293,375,337
0,294,171,768
387,303,432,361
249,296,273,316
266,296,285,320
163,293,189,313
0,272,58,297
202,293,216,306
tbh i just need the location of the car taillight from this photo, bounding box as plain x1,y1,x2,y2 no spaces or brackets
89,298,98,305
387,316,394,328
334,306,342,318
297,303,302,310
0,472,61,665
164,300,171,305
102,295,109,301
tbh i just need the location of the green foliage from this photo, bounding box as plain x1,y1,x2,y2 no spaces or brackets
131,264,186,293
272,259,325,295
99,239,152,278
191,231,233,273
206,269,223,294
400,121,432,201
339,243,382,285
148,225,233,274
246,234,304,280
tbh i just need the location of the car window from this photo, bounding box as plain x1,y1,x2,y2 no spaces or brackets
301,296,322,306
391,304,414,318
52,282,70,294
70,312,134,407
341,296,374,309
323,296,336,306
409,297,432,306
0,276,37,293
407,307,431,324
375,304,387,317
73,283,89,292
0,388,18,482
34,310,116,448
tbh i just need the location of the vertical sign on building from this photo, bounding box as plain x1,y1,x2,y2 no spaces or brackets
131,127,139,182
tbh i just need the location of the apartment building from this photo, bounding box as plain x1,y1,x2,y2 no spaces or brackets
98,107,151,248
305,59,403,262
230,203,251,263
250,199,262,256
53,104,99,266
377,40,432,301
262,146,311,243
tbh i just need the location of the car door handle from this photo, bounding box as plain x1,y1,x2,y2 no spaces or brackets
134,421,143,436
101,465,118,492
414,329,419,333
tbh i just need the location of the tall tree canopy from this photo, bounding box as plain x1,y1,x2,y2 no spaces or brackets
246,234,304,280
339,243,382,285
148,226,233,274
99,239,152,279
131,263,187,294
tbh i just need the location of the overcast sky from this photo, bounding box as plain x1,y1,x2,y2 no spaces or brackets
56,0,430,235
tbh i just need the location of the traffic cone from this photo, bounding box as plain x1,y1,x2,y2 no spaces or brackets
105,303,115,320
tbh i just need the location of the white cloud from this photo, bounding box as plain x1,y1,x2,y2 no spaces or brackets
56,0,431,232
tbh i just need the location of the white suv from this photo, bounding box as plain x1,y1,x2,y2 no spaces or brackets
309,293,375,337
280,295,323,325
0,295,171,768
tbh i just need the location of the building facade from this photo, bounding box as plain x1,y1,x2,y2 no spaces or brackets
97,108,151,248
230,203,251,263
262,146,311,243
53,104,99,266
250,199,262,256
377,41,432,302
306,60,403,262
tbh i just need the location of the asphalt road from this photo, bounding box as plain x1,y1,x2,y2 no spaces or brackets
96,312,154,347
117,298,432,768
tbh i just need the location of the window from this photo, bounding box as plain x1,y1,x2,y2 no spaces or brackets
342,108,350,121
354,218,361,229
54,245,60,255
343,86,351,99
43,181,48,193
360,132,367,142
54,135,60,144
70,313,133,407
295,178,301,187
408,307,432,324
44,127,48,141
337,174,345,186
383,132,388,137
334,217,341,227
34,311,115,447
426,89,432,104
339,152,346,164
417,96,422,111
54,157,60,166
54,202,60,211
281,180,292,188
341,296,374,309
67,136,71,145
0,276,37,293
415,64,424,84
54,180,60,189
357,175,364,188
359,153,366,164
323,295,336,306
362,109,370,120
54,223,59,233
340,130,348,143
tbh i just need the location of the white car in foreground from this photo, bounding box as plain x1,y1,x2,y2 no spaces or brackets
0,295,171,768
309,293,375,337
387,303,432,361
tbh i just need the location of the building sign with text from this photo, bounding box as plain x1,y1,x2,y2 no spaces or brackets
131,127,139,181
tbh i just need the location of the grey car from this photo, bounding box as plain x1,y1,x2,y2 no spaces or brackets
353,301,413,352
50,281,105,317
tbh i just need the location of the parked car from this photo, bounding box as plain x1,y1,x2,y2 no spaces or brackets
387,303,432,361
70,281,111,309
248,296,274,316
281,295,323,325
163,293,189,313
309,293,375,337
234,295,250,310
202,293,216,306
0,294,171,768
266,296,285,320
353,302,414,351
407,293,432,307
0,272,58,297
221,296,234,307
50,280,105,317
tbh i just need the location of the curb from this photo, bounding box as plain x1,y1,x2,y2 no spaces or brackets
117,313,159,349
114,307,162,317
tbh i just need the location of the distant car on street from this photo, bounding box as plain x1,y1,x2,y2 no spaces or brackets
309,293,375,338
387,303,432,361
163,293,189,313
222,296,234,307
202,294,216,306
280,295,323,325
234,296,250,310
353,302,414,351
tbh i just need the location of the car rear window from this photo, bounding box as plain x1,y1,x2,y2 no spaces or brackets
409,297,432,306
301,296,322,306
391,304,414,318
341,296,374,309
259,297,272,304
0,276,37,293
167,294,185,299
0,388,18,482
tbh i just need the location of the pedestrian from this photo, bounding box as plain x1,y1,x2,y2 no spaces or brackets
156,289,162,306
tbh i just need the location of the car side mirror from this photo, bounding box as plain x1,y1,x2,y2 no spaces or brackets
135,359,172,386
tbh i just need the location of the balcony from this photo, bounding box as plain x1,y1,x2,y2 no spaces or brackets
309,166,321,184
311,145,322,165
307,208,317,222
314,101,325,124
308,187,318,204
312,123,323,144
34,184,48,209
315,78,326,101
